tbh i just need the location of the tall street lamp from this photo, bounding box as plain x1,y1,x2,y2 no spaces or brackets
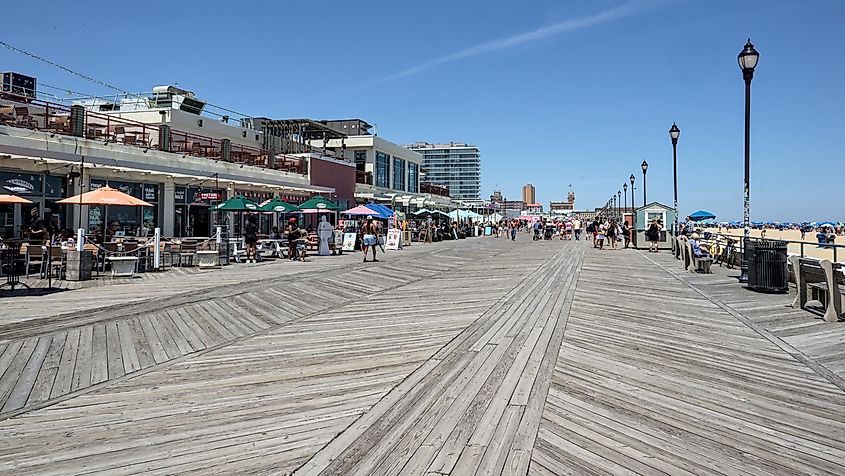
617,190,622,220
623,182,628,216
641,160,649,205
630,174,636,242
670,122,680,238
738,39,759,283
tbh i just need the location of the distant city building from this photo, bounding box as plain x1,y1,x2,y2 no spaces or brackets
490,190,503,203
499,200,526,212
406,142,481,200
522,184,535,205
525,203,544,214
549,191,576,214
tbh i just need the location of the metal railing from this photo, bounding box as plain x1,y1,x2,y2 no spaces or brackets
700,231,843,263
0,92,305,174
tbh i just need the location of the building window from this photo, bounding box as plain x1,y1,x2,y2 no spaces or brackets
354,150,366,172
408,163,418,193
376,152,390,188
393,158,406,191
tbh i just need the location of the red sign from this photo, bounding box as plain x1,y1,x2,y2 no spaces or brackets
198,192,222,200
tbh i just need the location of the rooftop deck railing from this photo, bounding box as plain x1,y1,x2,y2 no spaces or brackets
0,92,305,175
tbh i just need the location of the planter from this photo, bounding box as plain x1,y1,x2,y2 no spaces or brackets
107,256,138,277
196,250,219,268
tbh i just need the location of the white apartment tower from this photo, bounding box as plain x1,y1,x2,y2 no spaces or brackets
406,142,481,200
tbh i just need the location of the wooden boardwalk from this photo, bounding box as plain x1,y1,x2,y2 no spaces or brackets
0,237,843,475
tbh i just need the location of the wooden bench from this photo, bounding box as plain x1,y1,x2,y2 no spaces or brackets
790,256,844,322
685,240,712,274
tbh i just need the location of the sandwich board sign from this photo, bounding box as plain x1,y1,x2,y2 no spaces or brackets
385,229,402,250
342,232,357,251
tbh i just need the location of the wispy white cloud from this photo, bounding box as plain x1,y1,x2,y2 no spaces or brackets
377,0,647,82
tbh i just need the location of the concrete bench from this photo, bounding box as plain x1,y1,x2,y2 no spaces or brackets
790,256,844,322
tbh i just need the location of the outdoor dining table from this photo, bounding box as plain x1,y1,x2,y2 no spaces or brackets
257,239,288,259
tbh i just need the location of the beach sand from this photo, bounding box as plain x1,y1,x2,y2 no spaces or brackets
701,227,843,262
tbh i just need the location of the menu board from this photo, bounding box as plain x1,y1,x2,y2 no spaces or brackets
385,229,401,250
342,233,357,251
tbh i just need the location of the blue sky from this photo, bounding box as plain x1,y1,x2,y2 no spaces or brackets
2,0,843,221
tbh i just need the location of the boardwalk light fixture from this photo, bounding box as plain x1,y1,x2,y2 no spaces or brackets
670,122,680,239
623,183,628,217
738,39,759,283
641,160,649,205
617,190,622,220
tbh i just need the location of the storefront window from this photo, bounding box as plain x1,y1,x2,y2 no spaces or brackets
376,152,390,188
408,163,419,193
393,158,406,191
90,179,160,237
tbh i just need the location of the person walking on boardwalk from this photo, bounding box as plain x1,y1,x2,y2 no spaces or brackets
646,220,661,252
244,215,259,263
510,219,518,241
607,220,618,250
573,217,582,240
361,216,379,262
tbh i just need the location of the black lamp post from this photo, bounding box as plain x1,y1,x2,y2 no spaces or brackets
738,39,759,283
630,174,636,242
617,190,622,220
623,183,628,217
669,123,680,238
641,160,649,205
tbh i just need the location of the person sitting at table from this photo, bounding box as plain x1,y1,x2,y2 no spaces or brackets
269,226,282,240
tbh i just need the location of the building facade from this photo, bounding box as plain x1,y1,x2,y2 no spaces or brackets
522,184,535,205
405,142,481,201
0,76,334,239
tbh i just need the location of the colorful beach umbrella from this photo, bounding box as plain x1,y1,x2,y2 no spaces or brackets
343,204,380,216
688,210,716,221
57,186,152,207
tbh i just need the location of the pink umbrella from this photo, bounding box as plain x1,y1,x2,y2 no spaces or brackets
342,204,380,216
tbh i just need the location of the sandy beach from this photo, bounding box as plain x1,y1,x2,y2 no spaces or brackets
701,227,843,262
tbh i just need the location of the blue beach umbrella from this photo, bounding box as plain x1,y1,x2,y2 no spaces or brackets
688,210,717,221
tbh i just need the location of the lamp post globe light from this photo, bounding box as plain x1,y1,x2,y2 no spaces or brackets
641,160,649,205
738,39,759,283
669,123,680,239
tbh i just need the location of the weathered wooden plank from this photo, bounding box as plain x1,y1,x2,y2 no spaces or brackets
1,335,51,412
26,331,66,405
90,323,109,384
71,325,94,391
50,328,80,399
116,319,142,374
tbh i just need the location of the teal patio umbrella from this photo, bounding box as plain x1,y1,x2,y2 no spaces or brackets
213,195,259,212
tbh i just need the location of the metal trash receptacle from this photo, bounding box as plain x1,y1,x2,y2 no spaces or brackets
747,239,789,293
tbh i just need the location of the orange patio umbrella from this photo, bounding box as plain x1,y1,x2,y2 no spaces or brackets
57,186,152,207
0,194,33,204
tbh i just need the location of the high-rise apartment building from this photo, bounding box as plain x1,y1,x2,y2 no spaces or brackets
522,184,535,205
406,142,481,200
